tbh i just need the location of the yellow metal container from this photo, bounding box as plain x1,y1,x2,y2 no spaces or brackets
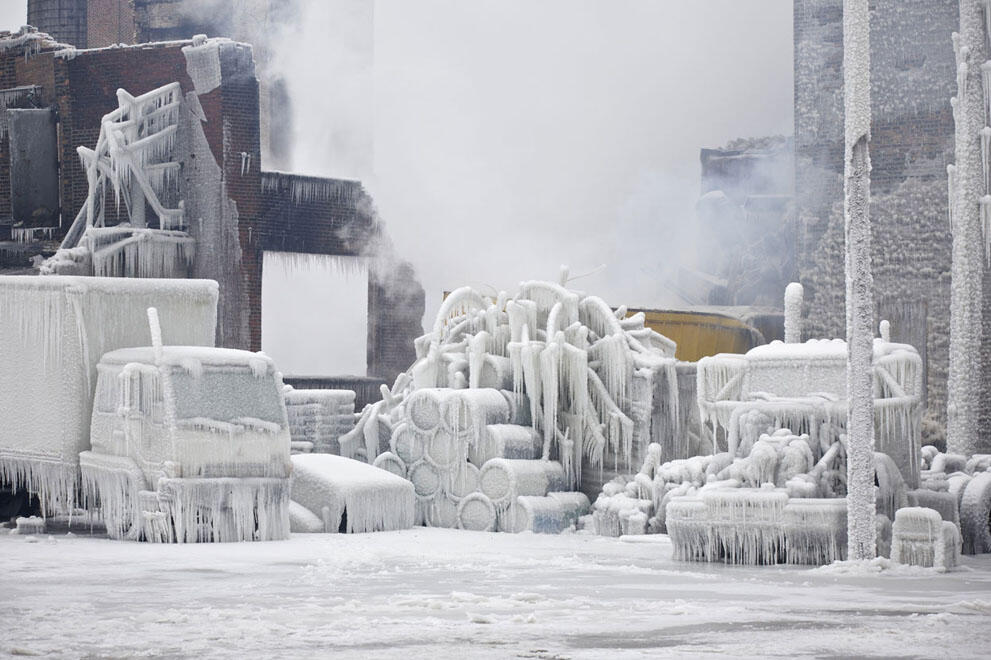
629,308,767,362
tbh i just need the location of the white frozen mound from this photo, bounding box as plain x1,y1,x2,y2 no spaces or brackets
290,454,415,533
891,507,961,571
288,500,324,533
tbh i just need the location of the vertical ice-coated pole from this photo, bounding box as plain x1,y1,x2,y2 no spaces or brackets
784,282,804,343
147,306,163,364
947,0,987,456
843,0,876,561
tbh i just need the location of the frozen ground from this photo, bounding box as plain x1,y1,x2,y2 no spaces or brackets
2,527,990,659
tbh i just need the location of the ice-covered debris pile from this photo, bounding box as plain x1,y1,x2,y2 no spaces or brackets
340,274,677,533
42,83,192,278
289,454,415,534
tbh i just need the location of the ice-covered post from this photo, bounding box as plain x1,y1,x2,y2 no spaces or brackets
784,282,803,343
947,0,988,456
843,0,876,560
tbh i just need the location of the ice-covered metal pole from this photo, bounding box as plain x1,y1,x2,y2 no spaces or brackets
843,0,876,560
947,0,987,456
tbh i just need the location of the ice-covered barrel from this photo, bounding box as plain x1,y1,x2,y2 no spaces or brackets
510,492,591,534
441,389,510,437
406,388,444,433
470,424,543,465
478,458,567,508
458,492,497,531
372,451,407,479
390,422,426,465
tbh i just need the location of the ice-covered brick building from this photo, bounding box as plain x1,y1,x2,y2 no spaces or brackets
793,0,961,437
0,25,422,384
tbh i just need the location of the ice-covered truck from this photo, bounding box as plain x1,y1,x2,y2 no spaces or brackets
0,275,291,542
81,343,291,542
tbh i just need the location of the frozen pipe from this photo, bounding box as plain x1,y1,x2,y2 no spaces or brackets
879,319,891,343
784,282,803,343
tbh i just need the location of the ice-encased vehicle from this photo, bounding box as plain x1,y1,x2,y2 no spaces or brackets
80,342,291,542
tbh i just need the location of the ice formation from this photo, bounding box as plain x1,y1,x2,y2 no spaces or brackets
0,276,217,516
341,275,680,534
289,454,415,534
947,0,990,456
43,83,192,279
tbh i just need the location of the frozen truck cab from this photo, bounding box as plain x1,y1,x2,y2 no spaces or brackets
81,346,291,542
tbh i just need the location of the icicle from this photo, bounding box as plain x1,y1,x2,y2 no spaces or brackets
983,195,991,265
948,163,957,229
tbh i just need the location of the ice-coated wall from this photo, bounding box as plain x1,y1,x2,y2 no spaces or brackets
794,0,964,437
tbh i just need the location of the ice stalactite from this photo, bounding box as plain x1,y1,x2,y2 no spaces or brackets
843,0,877,561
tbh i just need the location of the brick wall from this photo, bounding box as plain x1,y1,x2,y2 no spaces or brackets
27,0,88,47
86,0,136,47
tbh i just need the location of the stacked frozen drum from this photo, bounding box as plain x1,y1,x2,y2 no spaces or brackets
284,388,356,455
375,387,590,532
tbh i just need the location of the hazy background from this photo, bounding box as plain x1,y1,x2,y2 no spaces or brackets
0,1,794,376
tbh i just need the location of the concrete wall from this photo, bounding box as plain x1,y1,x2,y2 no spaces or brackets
27,0,88,47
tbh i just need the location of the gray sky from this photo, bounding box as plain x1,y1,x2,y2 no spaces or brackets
1,1,794,375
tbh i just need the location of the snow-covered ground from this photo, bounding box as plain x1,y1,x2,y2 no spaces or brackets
2,527,990,658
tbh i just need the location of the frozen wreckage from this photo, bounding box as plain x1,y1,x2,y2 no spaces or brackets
341,274,681,533
0,276,292,542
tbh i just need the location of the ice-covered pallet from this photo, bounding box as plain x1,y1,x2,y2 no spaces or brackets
284,388,356,454
290,454,415,533
0,276,218,516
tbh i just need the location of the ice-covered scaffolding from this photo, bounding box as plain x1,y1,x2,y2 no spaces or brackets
340,274,677,533
42,83,193,278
